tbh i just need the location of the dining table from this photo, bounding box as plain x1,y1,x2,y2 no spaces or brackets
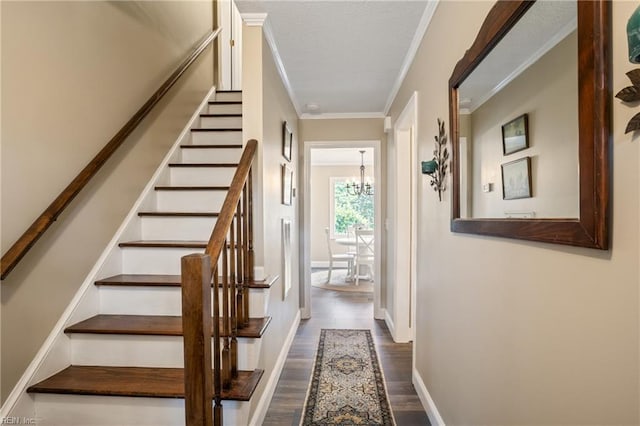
334,232,374,281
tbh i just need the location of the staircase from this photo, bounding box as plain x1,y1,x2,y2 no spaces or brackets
19,90,275,425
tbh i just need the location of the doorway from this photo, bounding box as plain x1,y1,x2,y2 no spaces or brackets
302,141,383,320
218,0,242,90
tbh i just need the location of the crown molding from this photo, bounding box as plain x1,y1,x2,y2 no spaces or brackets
261,18,303,117
241,12,267,27
384,1,439,115
300,112,385,120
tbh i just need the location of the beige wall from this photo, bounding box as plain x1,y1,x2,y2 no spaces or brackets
299,118,385,142
469,31,579,218
242,25,301,420
1,1,213,401
389,1,639,424
309,165,372,263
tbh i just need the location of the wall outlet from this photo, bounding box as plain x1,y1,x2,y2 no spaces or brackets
482,183,492,193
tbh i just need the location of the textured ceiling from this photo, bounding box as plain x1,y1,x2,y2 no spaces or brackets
235,0,433,117
459,1,577,113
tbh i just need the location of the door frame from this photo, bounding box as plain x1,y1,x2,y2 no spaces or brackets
389,91,418,343
218,0,242,90
301,140,383,320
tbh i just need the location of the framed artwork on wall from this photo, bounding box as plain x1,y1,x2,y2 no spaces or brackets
282,164,293,205
281,218,292,299
282,121,293,161
502,113,529,155
501,156,532,200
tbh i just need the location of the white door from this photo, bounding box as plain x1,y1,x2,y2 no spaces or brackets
218,0,242,90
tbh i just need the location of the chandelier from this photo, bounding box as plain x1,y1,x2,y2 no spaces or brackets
346,150,374,196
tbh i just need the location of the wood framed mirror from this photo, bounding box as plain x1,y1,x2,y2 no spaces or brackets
449,0,611,249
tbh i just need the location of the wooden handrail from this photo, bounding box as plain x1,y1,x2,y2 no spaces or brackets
0,28,222,281
182,139,257,426
205,139,257,264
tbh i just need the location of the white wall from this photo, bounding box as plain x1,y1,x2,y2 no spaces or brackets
389,1,639,424
0,0,213,401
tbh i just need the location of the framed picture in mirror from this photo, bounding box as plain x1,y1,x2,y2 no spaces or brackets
501,157,532,200
502,114,529,155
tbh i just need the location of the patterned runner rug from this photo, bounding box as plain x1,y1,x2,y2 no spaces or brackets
301,329,395,425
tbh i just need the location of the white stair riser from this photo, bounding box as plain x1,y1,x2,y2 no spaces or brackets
180,147,241,163
121,247,202,275
170,167,236,186
190,130,242,145
34,394,246,426
156,190,227,212
199,116,242,129
120,247,246,276
141,216,218,240
208,103,242,114
215,92,242,102
70,335,262,370
100,287,269,317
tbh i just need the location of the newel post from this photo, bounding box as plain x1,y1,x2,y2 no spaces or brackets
181,254,214,426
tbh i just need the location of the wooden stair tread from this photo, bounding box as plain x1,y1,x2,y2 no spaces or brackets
200,114,242,117
190,128,241,132
180,144,242,149
154,186,230,191
65,315,271,338
27,366,262,401
119,240,207,249
95,274,277,289
168,163,238,168
137,212,221,217
208,101,241,105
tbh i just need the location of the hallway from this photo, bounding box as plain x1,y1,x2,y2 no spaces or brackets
263,285,430,425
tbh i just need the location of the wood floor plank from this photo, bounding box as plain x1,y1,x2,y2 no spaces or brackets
262,284,431,425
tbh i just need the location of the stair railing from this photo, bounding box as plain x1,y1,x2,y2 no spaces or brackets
181,139,257,426
0,28,222,281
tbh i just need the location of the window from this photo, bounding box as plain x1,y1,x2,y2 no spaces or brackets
329,177,374,238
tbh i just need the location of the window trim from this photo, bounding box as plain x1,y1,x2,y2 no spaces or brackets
329,177,351,239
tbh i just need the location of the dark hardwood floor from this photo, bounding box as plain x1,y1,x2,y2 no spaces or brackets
263,283,431,425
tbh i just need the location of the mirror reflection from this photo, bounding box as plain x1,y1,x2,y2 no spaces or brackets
457,1,578,219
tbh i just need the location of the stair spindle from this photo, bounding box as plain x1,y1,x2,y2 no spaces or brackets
240,182,249,326
229,218,238,379
221,242,231,390
245,169,254,328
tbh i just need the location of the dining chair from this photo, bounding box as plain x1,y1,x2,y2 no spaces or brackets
354,229,374,286
325,228,354,283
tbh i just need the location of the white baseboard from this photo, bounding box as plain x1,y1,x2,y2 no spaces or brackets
412,367,445,426
384,309,397,341
248,309,301,426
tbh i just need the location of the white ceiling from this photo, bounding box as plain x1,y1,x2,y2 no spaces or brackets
235,0,436,118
